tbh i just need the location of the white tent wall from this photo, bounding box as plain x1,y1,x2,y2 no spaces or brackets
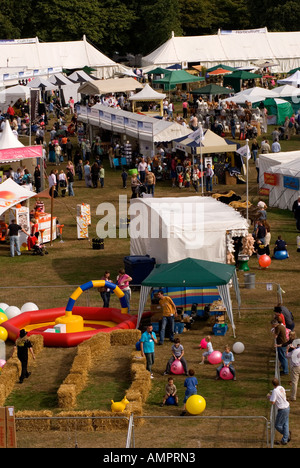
268,160,300,210
142,30,300,73
259,151,300,190
129,197,248,264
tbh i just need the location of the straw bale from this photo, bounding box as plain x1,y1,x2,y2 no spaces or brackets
63,370,88,395
76,346,92,367
0,366,19,394
126,400,143,416
57,384,77,409
129,379,151,402
55,411,94,431
110,329,141,346
82,332,111,357
92,410,130,431
16,411,53,432
71,354,90,374
125,389,142,404
0,384,5,406
28,334,44,355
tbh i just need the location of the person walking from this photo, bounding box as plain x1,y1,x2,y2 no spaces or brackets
6,220,29,257
66,167,75,196
157,290,177,345
13,329,35,383
268,378,291,445
287,343,300,401
272,318,289,375
140,324,157,379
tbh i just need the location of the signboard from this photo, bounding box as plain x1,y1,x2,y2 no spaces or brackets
0,146,43,163
259,188,270,196
264,172,278,186
283,176,300,191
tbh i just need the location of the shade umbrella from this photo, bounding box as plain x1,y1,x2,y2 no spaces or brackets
208,68,233,76
252,60,279,68
206,64,236,73
191,84,232,95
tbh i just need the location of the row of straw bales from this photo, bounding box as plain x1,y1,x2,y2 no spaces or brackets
15,329,151,432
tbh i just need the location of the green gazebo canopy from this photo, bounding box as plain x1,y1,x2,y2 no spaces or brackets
138,257,240,336
224,70,263,92
142,257,236,287
253,98,294,125
153,69,205,86
146,67,171,75
191,83,233,95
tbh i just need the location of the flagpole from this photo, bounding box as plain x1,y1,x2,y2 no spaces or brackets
199,124,204,196
246,139,249,224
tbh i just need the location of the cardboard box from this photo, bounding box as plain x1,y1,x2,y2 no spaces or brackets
6,406,17,448
0,407,6,448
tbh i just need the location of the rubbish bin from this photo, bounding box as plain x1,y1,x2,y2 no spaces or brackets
124,255,156,285
244,273,255,289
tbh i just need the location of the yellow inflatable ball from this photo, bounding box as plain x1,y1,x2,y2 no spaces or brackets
186,394,206,415
0,312,7,324
0,327,8,342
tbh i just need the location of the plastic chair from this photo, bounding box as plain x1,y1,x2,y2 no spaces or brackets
113,158,120,169
121,157,127,167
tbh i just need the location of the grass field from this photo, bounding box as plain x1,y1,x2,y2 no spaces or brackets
1,107,300,448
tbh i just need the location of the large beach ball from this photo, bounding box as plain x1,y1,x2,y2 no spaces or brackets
233,342,245,354
0,312,8,325
186,394,206,415
199,338,208,349
208,350,222,365
166,396,176,406
0,359,6,368
170,359,185,375
220,366,234,380
0,303,9,313
5,306,21,320
274,250,288,260
259,254,271,268
0,327,8,342
21,302,39,313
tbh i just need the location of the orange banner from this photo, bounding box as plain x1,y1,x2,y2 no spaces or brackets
264,173,278,186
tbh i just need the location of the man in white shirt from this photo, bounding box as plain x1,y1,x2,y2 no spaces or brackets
268,378,291,445
138,157,147,184
271,139,281,153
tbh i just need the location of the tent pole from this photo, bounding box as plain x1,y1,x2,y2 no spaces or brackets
50,185,54,246
246,139,249,224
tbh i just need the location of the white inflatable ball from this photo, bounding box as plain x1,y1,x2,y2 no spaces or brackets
5,306,21,320
233,342,245,354
0,303,9,313
21,303,39,313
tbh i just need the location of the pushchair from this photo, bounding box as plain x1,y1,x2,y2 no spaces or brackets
31,233,49,256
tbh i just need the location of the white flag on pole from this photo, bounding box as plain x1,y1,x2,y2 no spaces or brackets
236,144,251,160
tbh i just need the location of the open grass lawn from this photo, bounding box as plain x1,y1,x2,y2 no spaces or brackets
1,111,300,448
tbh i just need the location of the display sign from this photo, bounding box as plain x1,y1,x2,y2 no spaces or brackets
283,176,300,191
264,172,278,186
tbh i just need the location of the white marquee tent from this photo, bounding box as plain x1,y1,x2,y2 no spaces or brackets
0,85,30,112
258,151,300,190
222,86,278,105
268,159,300,210
277,70,300,87
129,196,249,264
142,29,300,73
0,36,120,80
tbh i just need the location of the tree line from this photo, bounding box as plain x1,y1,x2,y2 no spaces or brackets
0,0,299,58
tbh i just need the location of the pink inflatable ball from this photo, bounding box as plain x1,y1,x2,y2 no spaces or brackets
170,359,185,375
208,350,222,365
220,366,234,380
0,359,6,369
199,338,208,349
